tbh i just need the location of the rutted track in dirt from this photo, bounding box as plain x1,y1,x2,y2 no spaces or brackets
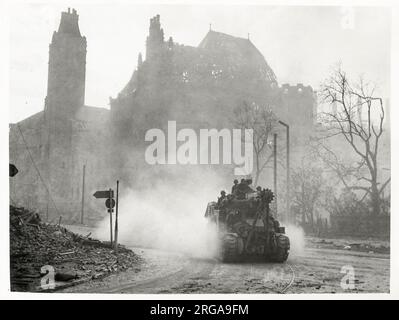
62,246,389,294
91,257,218,293
75,249,298,294
279,264,296,293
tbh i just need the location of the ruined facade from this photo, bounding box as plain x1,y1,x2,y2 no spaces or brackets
9,11,317,224
111,15,315,140
109,15,316,185
9,9,111,224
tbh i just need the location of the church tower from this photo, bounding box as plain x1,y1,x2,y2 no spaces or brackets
42,8,87,217
45,8,87,118
146,14,164,61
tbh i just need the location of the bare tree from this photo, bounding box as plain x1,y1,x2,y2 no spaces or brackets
233,101,278,186
317,66,390,216
291,161,325,231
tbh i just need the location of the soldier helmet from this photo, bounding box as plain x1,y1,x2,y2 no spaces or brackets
233,179,238,184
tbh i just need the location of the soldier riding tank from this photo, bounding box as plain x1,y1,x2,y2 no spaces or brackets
205,179,290,262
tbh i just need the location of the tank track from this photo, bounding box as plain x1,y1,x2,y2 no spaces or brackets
271,234,290,263
220,234,241,262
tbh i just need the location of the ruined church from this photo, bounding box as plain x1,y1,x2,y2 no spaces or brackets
9,9,316,224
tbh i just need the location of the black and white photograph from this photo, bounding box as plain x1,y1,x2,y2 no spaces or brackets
2,0,398,301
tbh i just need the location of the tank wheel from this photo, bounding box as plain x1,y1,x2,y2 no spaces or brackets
271,234,290,263
220,234,243,262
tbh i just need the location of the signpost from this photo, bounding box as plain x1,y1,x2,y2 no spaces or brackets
114,180,119,252
105,198,116,209
93,190,114,199
93,184,120,250
93,188,115,246
108,188,113,246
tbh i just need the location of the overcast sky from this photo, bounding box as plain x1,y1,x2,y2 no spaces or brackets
8,3,391,123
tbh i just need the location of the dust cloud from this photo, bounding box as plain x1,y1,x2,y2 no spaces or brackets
285,224,305,257
93,168,225,258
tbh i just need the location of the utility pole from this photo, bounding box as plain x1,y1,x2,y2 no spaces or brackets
286,126,290,222
278,121,290,222
273,133,278,216
80,164,86,224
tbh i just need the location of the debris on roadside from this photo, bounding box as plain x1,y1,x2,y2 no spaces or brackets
10,205,140,292
307,236,390,254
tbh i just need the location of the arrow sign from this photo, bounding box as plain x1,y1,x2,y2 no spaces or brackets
93,190,114,199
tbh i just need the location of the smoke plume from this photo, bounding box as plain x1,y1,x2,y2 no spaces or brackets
285,224,306,257
93,167,225,258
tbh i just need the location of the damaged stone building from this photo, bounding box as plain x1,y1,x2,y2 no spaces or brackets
9,10,316,224
110,14,316,183
112,15,315,138
9,9,111,224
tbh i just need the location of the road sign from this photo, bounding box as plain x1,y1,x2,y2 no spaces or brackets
93,190,114,199
9,164,18,177
93,187,115,247
105,198,116,209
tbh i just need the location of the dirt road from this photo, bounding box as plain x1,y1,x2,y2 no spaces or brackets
61,245,389,294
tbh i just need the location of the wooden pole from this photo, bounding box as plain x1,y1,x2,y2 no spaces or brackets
109,188,113,246
286,125,290,223
278,121,290,222
81,164,86,224
114,180,119,251
273,133,278,217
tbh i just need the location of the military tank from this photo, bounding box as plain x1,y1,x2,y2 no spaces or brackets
205,179,290,262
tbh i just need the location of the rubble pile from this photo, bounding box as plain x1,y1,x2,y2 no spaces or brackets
10,206,140,292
